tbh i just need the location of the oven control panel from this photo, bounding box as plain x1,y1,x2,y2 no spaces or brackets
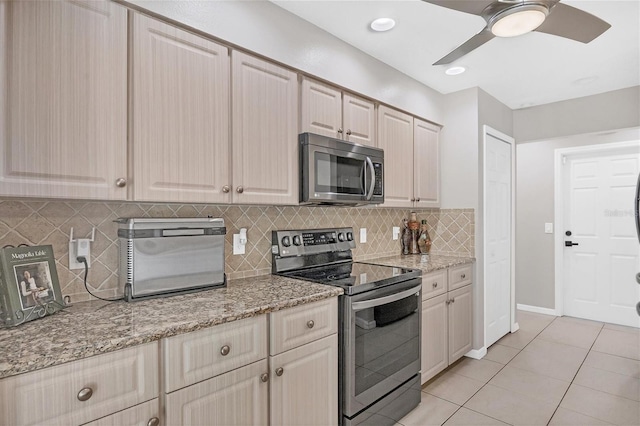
272,227,355,257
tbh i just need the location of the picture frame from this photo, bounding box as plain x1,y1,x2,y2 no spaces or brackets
0,245,65,327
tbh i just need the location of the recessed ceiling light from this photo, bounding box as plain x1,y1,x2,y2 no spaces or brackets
445,66,466,76
370,18,395,32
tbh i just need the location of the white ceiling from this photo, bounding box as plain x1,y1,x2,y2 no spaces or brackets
271,0,640,109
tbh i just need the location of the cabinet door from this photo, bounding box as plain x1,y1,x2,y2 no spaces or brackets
377,105,414,207
82,399,159,426
132,13,231,203
413,119,440,208
270,334,338,426
343,93,376,147
165,359,268,426
300,77,343,139
232,51,298,205
421,294,448,384
0,0,127,200
448,285,473,364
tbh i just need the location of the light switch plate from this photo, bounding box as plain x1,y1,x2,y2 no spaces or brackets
360,228,367,243
545,223,553,234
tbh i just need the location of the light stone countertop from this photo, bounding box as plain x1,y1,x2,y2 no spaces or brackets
365,254,475,274
0,275,342,380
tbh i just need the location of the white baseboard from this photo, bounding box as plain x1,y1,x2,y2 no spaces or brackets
465,347,487,360
511,322,520,333
517,304,558,316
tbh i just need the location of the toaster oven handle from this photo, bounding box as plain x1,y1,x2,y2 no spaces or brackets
365,156,375,201
352,285,421,311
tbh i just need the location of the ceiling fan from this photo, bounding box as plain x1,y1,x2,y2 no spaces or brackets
424,0,611,65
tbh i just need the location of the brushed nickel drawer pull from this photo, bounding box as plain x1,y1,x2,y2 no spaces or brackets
147,417,160,426
220,345,231,356
261,373,269,382
77,387,93,402
307,320,315,329
275,367,284,376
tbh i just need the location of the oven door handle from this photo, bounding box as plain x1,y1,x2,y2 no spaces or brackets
352,285,421,311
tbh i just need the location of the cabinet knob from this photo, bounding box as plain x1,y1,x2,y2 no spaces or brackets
307,320,315,329
147,417,160,426
346,129,352,136
432,282,438,288
77,387,93,402
220,345,231,356
260,373,269,383
446,299,451,305
115,178,127,188
411,198,416,202
222,185,230,193
236,186,244,194
337,128,343,134
275,367,284,376
416,198,420,202
451,298,456,304
461,273,466,279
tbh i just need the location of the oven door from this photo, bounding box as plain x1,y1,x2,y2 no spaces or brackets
341,278,422,418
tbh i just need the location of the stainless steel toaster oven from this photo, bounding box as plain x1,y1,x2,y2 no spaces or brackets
116,218,226,301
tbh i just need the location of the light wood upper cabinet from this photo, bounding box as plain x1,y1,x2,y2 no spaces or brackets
301,77,376,146
413,118,441,208
0,0,127,200
132,13,231,203
377,105,414,207
232,51,299,205
270,334,338,426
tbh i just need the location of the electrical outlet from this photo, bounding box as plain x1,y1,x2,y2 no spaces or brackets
392,226,400,240
360,228,367,243
68,240,91,270
233,234,246,255
545,223,553,234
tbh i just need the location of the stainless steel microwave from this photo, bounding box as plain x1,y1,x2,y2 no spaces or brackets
299,132,384,206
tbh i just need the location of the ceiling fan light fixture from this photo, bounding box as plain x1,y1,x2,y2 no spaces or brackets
489,5,548,38
370,18,396,32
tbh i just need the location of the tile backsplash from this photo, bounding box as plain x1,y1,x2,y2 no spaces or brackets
0,200,474,302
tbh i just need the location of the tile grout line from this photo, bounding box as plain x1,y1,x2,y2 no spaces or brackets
544,320,607,426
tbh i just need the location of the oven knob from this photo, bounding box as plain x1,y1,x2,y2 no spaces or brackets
338,233,345,242
346,232,353,241
282,236,291,247
292,235,302,246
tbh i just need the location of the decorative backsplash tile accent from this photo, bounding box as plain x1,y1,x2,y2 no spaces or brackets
0,200,474,303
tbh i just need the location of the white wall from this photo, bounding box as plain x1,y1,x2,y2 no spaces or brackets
121,0,445,123
513,86,640,142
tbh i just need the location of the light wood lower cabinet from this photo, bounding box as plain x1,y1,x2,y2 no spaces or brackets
0,342,158,426
421,267,473,384
270,334,338,426
165,359,269,426
82,399,159,426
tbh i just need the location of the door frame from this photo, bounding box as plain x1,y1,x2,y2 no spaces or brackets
553,140,640,316
482,125,518,349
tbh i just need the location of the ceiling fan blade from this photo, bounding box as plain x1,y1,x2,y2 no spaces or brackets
422,0,494,16
534,3,611,43
433,27,495,65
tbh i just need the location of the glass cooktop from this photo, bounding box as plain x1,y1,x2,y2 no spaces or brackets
280,262,420,295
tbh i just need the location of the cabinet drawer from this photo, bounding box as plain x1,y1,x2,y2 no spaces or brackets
270,298,338,355
83,399,159,426
163,315,267,393
0,342,158,426
421,269,447,300
448,264,473,291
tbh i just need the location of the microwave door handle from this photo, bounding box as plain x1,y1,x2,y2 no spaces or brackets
365,157,375,200
351,285,421,311
360,160,367,197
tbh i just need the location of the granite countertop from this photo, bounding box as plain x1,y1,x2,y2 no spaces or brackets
367,254,475,274
0,275,342,380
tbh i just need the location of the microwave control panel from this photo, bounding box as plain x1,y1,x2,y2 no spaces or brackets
373,163,383,196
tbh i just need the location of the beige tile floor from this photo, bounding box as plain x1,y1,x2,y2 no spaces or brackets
398,311,640,426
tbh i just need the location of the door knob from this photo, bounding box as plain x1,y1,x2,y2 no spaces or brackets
565,241,579,247
636,301,640,317
636,273,640,284
565,230,572,236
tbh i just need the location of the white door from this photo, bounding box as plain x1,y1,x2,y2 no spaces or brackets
563,146,640,327
485,131,513,347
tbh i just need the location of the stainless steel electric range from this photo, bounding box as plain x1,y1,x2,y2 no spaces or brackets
272,227,422,426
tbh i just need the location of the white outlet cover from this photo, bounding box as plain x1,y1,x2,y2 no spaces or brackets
233,234,246,255
68,241,91,270
360,228,367,243
392,226,400,240
544,223,553,234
